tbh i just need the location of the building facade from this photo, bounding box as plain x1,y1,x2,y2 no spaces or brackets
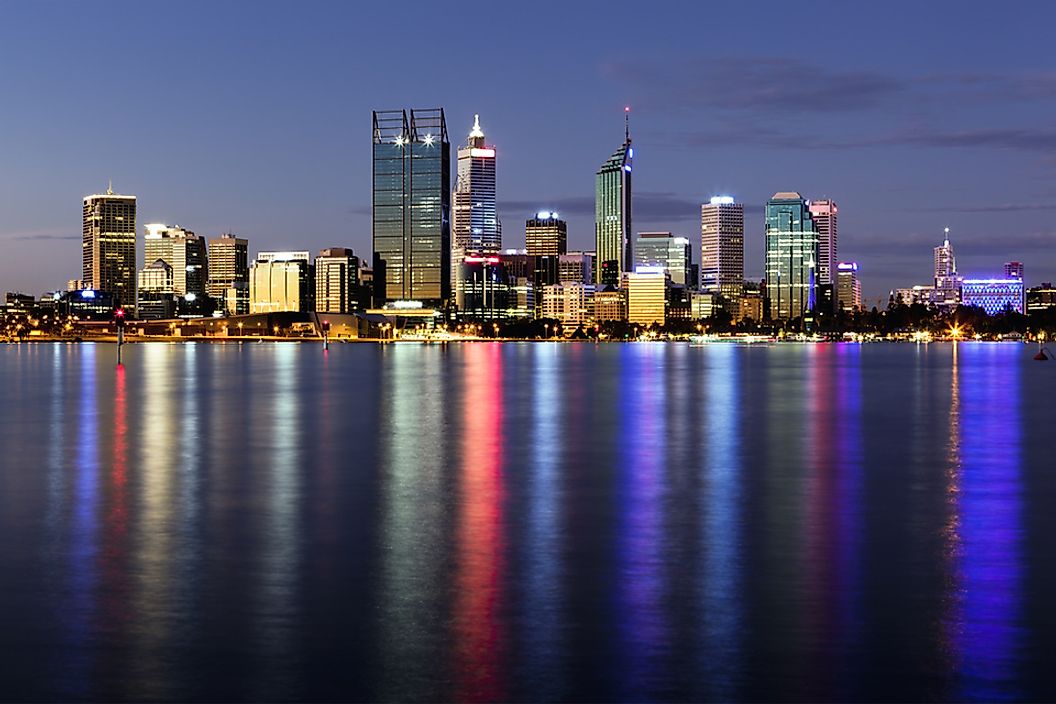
372,108,451,306
595,125,632,285
624,269,666,326
808,199,838,288
314,248,361,314
558,252,594,284
83,186,137,309
934,229,961,306
143,223,207,300
525,211,567,256
700,196,744,300
451,114,499,295
764,192,818,320
961,278,1025,315
836,261,862,312
634,232,691,288
249,251,314,313
540,283,595,327
208,233,249,314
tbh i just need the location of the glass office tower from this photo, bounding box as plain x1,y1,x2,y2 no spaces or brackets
765,192,818,320
83,185,137,310
595,124,632,284
372,109,451,306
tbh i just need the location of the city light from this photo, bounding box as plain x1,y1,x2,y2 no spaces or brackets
710,196,735,205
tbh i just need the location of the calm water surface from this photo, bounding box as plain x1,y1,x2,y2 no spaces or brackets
1,341,1054,702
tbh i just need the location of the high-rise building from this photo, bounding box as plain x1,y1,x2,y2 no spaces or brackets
452,115,499,259
249,251,314,313
540,283,595,327
764,192,818,320
314,248,361,313
933,228,961,306
83,185,137,309
808,199,838,287
208,233,249,314
836,261,862,312
1027,283,1056,314
137,259,176,319
372,108,451,306
624,268,666,325
142,224,207,300
1005,261,1024,281
525,211,567,256
961,278,1025,315
595,115,632,284
634,232,691,287
700,196,744,300
558,251,593,284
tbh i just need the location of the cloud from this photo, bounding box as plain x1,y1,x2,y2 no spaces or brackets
605,57,904,113
906,203,1056,213
1,232,80,241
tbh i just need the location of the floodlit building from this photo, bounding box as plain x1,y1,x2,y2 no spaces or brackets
208,233,249,314
934,229,961,306
458,254,514,320
372,108,451,306
765,192,818,320
558,252,593,284
83,185,137,310
624,268,666,326
1027,283,1056,313
595,116,632,284
808,199,838,288
836,261,862,312
540,283,595,327
961,278,1025,315
249,251,314,313
634,232,691,288
700,196,744,300
143,223,207,300
525,211,567,256
593,286,626,322
314,248,361,313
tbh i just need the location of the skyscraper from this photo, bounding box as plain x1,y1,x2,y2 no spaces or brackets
452,114,499,258
808,199,838,287
315,248,361,313
700,196,744,299
372,108,451,307
208,233,249,314
249,251,314,313
934,228,960,305
595,113,632,284
634,232,691,287
525,211,567,256
83,185,136,309
765,192,818,320
143,224,207,300
836,261,862,312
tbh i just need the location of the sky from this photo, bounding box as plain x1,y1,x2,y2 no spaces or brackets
1,0,1054,304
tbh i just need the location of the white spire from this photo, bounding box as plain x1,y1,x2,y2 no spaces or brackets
469,114,484,140
107,179,113,196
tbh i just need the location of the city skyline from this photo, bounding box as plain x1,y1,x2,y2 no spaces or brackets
2,1,1055,301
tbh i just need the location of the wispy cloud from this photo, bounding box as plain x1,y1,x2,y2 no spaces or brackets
605,57,904,113
1,231,80,241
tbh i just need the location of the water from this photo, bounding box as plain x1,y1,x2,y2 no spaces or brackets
0,341,1054,702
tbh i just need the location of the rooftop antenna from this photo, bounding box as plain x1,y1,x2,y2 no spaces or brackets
944,226,950,245
107,178,113,196
624,106,631,143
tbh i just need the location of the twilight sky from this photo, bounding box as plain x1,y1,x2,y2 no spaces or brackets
1,0,1054,303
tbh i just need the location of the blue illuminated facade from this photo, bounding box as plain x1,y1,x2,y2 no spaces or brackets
960,279,1025,315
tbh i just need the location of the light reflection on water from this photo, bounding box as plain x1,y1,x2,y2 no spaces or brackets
0,341,1053,702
